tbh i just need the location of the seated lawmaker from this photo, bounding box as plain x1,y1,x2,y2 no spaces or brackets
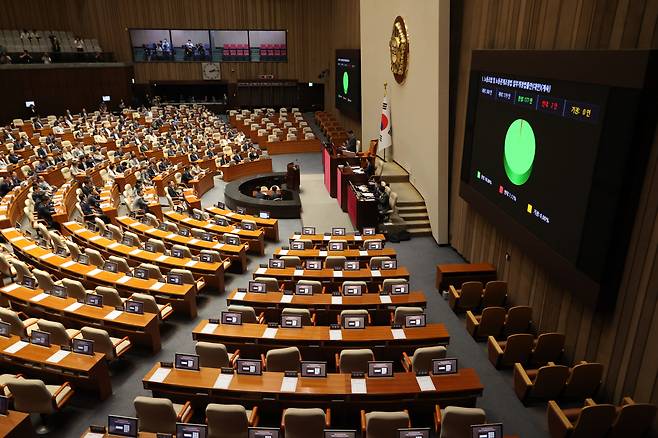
166,180,184,201
181,166,194,185
231,153,243,164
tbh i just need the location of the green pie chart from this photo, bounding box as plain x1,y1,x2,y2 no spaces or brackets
342,71,349,94
504,119,535,185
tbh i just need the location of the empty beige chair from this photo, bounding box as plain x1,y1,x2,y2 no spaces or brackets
227,305,264,324
107,224,123,241
195,342,235,368
369,256,391,270
37,319,79,346
6,379,74,434
192,208,209,220
134,396,193,434
562,362,604,400
381,278,407,294
170,269,203,290
171,244,193,258
9,259,31,283
0,307,38,337
146,238,166,253
531,333,566,366
200,250,222,264
514,362,570,403
324,256,346,269
241,219,257,230
62,278,92,301
48,231,67,252
0,253,17,280
95,217,107,234
547,400,616,438
448,281,483,312
466,306,506,340
223,233,239,244
606,397,657,438
297,279,323,294
65,240,81,261
108,256,131,273
401,346,447,373
80,327,131,361
282,308,315,325
488,333,535,369
138,263,164,281
84,248,105,267
392,306,424,325
435,406,486,438
206,404,259,438
280,256,302,268
32,268,61,291
480,280,507,308
124,231,141,245
282,408,329,438
337,349,374,374
339,309,371,326
503,305,532,336
265,346,301,372
254,277,281,292
95,286,125,307
341,280,367,294
130,293,173,320
162,221,179,232
144,213,159,227
362,410,410,438
294,239,314,249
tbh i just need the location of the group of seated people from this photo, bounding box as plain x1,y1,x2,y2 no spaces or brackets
251,185,284,201
77,177,111,224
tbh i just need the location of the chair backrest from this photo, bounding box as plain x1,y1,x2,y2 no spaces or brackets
411,346,447,373
130,293,160,314
439,406,487,438
324,256,346,269
95,286,124,307
170,269,195,285
393,307,424,325
195,341,230,368
9,259,31,283
33,268,56,291
607,402,658,438
254,277,280,292
476,307,507,338
138,263,164,281
107,224,123,241
206,404,249,438
81,326,115,360
530,364,570,399
227,305,258,323
37,319,71,346
342,280,367,293
456,281,483,310
84,248,104,267
282,308,313,325
134,396,177,434
6,379,56,414
266,346,301,372
144,213,159,227
65,240,81,260
296,279,322,294
481,280,507,308
563,362,604,399
0,253,14,278
369,256,391,270
171,244,193,258
280,256,301,268
532,333,565,365
147,238,166,254
95,217,107,233
570,404,617,438
500,334,535,367
365,411,410,438
62,278,87,301
283,408,326,438
0,307,29,337
504,305,532,336
108,256,131,273
339,349,374,373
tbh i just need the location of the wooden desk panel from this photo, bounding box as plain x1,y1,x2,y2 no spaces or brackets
435,263,497,292
0,410,36,438
0,335,112,399
273,248,396,261
190,170,215,197
252,267,409,292
263,138,322,155
289,233,386,246
221,158,273,182
1,284,161,352
206,206,279,241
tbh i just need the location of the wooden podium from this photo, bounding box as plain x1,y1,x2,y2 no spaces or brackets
286,162,300,190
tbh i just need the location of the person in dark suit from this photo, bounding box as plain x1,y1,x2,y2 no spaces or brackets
344,130,357,153
166,181,184,201
181,167,193,185
8,152,20,164
0,178,11,197
248,147,259,161
219,154,230,166
206,148,215,158
36,144,48,159
189,151,199,162
231,153,243,164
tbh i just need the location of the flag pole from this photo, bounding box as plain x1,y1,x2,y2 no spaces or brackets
383,82,387,164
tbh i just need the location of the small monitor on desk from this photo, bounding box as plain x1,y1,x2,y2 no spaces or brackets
269,259,284,269
55,246,68,256
85,293,103,308
295,284,313,295
216,201,225,209
328,241,345,251
405,314,426,328
192,211,203,220
242,222,255,231
398,428,430,438
102,95,111,102
144,242,157,252
108,415,139,437
77,254,90,265
0,321,11,338
290,241,305,250
103,230,114,240
171,248,185,258
176,423,207,438
343,284,362,296
248,428,279,438
51,284,68,298
332,227,346,236
103,261,119,273
390,283,409,295
301,361,327,377
22,276,37,289
302,227,315,235
30,330,50,347
213,217,228,226
125,300,144,315
365,240,383,250
0,395,8,415
280,314,303,328
259,211,270,219
225,235,240,245
25,100,35,108
221,311,242,325
236,359,262,375
306,260,322,270
432,358,458,375
342,314,366,329
236,206,246,214
72,338,94,355
167,273,184,285
471,423,503,438
179,228,191,237
344,260,359,271
121,236,135,247
325,430,356,438
199,253,215,263
201,232,214,242
158,223,169,231
133,267,149,279
363,227,376,236
175,353,200,371
368,361,394,377
381,259,397,270
248,281,266,293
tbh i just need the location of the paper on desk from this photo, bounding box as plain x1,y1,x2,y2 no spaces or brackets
333,270,343,278
350,378,367,394
331,296,342,305
185,260,197,267
391,329,406,340
280,294,293,303
293,269,304,276
255,267,267,275
46,350,71,364
156,255,168,262
87,268,102,276
2,283,20,292
189,238,200,244
323,235,331,241
226,212,235,217
278,249,288,256
89,235,102,241
213,243,225,249
233,292,246,300
319,250,327,257
379,295,392,304
9,236,23,242
182,217,193,223
416,375,436,392
149,367,172,383
4,340,28,354
65,302,84,312
354,235,362,241
73,228,85,234
146,228,156,233
108,242,120,249
370,270,381,277
262,327,278,339
167,233,177,239
292,234,300,239
230,228,241,234
117,275,131,284
30,293,49,303
23,244,37,251
280,376,298,392
83,433,105,438
329,329,342,341
150,282,165,290
359,250,368,256
40,253,55,260
129,249,141,255
201,323,218,334
104,310,122,320
61,260,76,268
213,373,233,389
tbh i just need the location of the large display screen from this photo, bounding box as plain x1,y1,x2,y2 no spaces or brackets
335,49,361,119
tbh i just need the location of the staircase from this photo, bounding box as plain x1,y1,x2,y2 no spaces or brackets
379,160,433,237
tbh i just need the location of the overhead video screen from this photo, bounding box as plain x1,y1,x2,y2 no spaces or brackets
211,30,249,62
248,30,287,62
170,30,211,61
335,49,361,120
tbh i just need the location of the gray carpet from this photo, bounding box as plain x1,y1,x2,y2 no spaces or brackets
39,155,549,437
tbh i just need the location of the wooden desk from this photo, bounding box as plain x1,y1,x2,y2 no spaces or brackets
263,138,322,155
435,263,497,292
80,431,157,438
0,334,112,399
3,228,197,318
221,158,273,182
273,247,396,262
347,184,379,230
289,232,386,247
338,166,369,212
206,206,279,241
322,147,361,198
52,182,77,224
164,211,265,255
117,216,248,274
226,289,427,325
0,410,36,438
62,221,228,293
192,320,448,362
143,364,482,410
1,283,162,353
190,170,215,197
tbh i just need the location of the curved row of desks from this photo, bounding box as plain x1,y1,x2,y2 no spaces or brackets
205,205,279,241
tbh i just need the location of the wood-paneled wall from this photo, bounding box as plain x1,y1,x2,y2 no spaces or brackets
450,0,658,413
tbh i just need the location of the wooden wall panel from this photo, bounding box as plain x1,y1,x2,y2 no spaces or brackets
450,0,658,416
